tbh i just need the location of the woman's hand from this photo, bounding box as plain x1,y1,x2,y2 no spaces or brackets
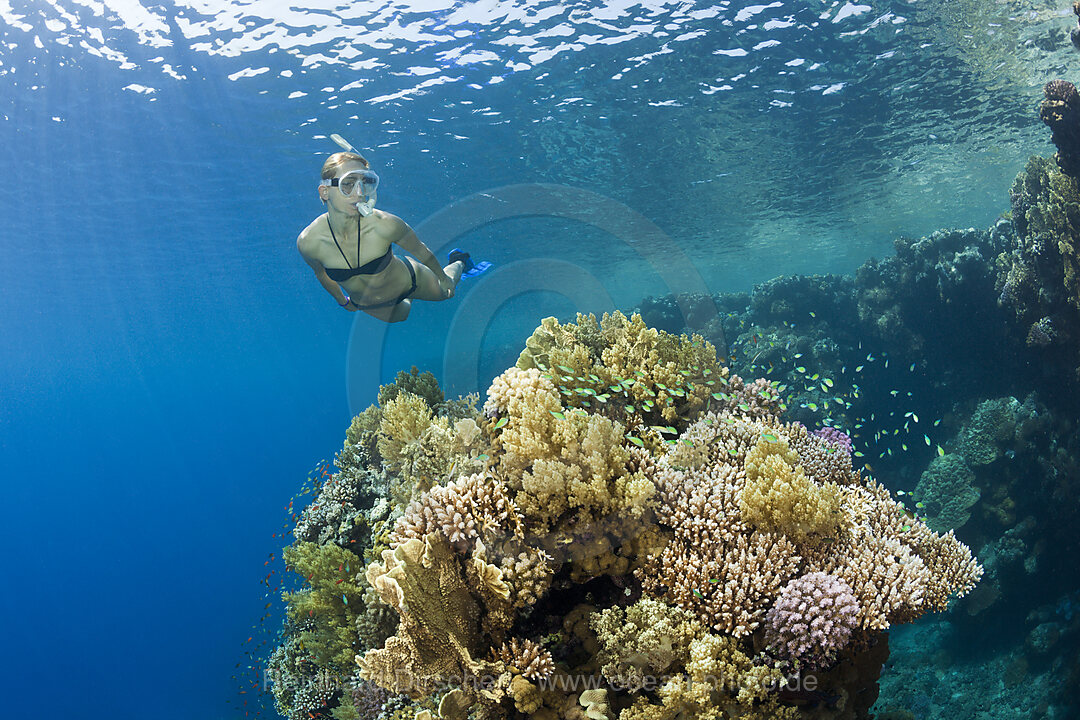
438,274,455,299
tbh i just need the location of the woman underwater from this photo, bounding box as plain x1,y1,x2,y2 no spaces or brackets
297,137,487,322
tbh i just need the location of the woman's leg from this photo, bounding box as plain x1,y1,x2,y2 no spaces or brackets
407,257,465,302
363,300,411,323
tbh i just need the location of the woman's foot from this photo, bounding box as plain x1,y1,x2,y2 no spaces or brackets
448,248,492,278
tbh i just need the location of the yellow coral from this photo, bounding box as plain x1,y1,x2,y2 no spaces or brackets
378,393,436,483
515,311,727,430
510,675,543,713
740,436,843,542
487,366,635,528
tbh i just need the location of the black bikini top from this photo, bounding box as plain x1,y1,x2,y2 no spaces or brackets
323,216,393,282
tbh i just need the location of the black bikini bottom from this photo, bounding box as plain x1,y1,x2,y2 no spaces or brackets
352,259,417,310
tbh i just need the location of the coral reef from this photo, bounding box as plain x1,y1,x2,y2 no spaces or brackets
268,315,984,720
1040,79,1080,177
1000,155,1080,382
561,149,1080,717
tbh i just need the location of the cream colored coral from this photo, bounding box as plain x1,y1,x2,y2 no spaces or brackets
663,412,782,472
641,461,801,636
496,545,555,608
803,480,982,629
787,423,861,486
390,474,522,553
686,633,783,706
905,523,983,609
495,637,555,681
808,528,930,630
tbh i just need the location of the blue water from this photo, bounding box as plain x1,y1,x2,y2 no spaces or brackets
0,1,1067,717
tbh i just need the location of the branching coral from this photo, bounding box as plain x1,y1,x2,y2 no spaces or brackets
790,424,860,487
640,457,801,636
805,481,982,629
389,473,522,553
494,637,555,681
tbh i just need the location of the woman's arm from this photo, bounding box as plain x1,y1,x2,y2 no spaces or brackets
384,215,449,279
298,235,356,310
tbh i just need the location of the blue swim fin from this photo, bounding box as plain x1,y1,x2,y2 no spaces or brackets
449,248,492,278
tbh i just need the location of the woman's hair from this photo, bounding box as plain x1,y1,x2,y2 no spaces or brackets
321,151,369,179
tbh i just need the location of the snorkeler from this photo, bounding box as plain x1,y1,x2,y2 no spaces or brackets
297,135,489,323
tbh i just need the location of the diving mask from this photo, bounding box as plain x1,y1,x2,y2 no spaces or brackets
322,168,379,198
321,169,379,215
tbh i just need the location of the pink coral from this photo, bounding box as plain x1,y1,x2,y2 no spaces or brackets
764,572,859,670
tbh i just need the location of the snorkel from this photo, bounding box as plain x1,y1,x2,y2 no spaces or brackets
330,134,378,216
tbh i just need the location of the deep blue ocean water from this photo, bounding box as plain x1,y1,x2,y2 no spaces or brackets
1,1,1072,718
